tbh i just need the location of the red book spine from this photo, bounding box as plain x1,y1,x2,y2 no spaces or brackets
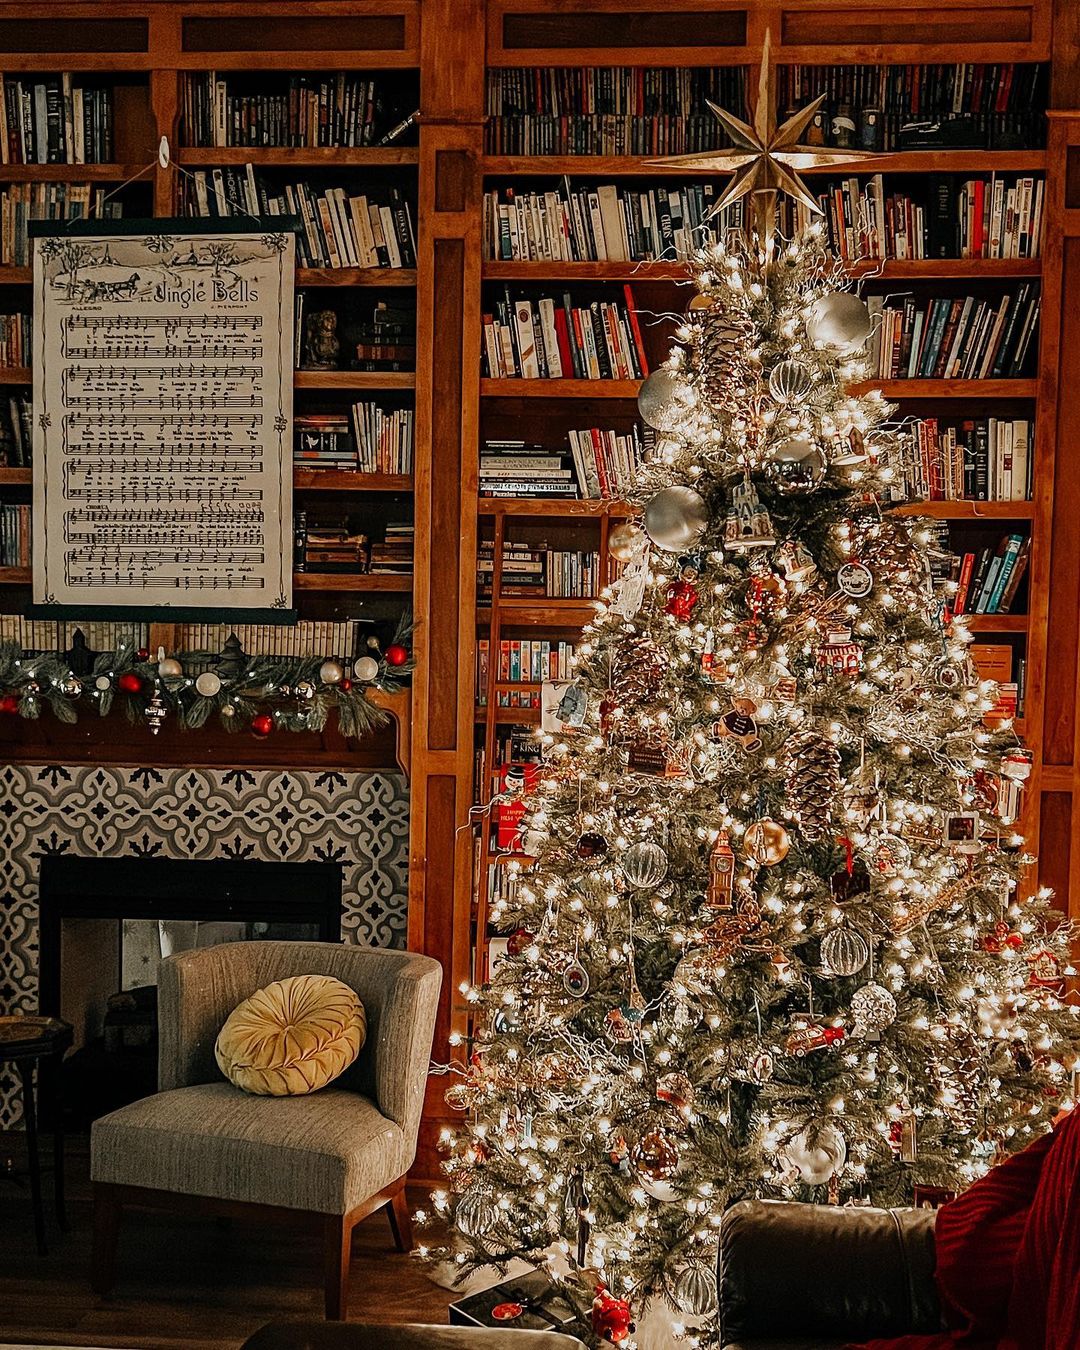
954,551,976,615
622,283,650,376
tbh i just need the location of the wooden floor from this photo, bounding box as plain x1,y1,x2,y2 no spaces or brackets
0,1139,454,1349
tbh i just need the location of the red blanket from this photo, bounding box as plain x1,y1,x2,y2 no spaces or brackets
853,1111,1080,1350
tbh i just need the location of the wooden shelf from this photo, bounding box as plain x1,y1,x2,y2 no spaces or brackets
852,380,1038,399
0,368,31,385
481,378,639,399
178,147,419,167
297,267,416,288
0,566,29,583
476,707,542,723
0,468,30,485
293,573,412,592
0,163,150,182
0,267,31,285
482,152,1048,178
477,600,600,625
294,471,413,492
478,497,630,516
891,500,1036,519
295,371,415,390
483,258,1042,282
958,614,1028,632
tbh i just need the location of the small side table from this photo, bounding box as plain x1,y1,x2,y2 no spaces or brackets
0,1014,73,1254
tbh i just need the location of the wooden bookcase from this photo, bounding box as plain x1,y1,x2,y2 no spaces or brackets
1,0,1080,1177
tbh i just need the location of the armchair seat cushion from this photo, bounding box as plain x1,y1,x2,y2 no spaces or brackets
91,1081,408,1215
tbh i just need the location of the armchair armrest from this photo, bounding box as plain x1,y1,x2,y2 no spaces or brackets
719,1200,940,1346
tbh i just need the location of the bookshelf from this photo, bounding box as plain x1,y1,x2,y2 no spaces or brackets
3,0,1080,1181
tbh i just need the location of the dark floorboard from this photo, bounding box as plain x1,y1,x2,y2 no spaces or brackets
0,1138,454,1349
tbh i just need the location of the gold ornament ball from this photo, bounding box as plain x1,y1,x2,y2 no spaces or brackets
686,292,715,313
744,818,790,866
608,521,646,562
158,656,183,678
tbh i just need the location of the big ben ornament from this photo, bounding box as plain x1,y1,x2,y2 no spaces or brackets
707,829,736,911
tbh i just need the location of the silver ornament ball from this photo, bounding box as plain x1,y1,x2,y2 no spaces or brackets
644,485,708,552
194,670,222,697
674,1263,717,1317
353,655,380,682
780,1122,847,1185
621,839,669,889
637,368,692,432
319,659,345,685
765,437,827,494
454,1186,499,1239
851,982,898,1033
768,359,814,403
820,926,870,978
805,292,872,354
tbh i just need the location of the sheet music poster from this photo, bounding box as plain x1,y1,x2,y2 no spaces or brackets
32,223,295,612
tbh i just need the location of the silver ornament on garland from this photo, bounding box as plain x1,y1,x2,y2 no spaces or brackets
94,675,111,692
621,839,669,889
637,369,692,432
673,1263,717,1317
765,437,827,494
779,1121,847,1185
157,655,183,678
608,520,647,563
60,675,83,698
145,690,168,736
295,680,317,701
851,982,897,1034
805,292,872,354
644,485,708,553
195,670,222,697
768,358,814,403
319,659,345,685
353,655,380,682
820,926,870,978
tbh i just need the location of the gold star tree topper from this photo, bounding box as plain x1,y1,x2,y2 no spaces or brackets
650,32,878,239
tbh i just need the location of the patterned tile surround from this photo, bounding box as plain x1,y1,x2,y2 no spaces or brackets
0,763,409,1126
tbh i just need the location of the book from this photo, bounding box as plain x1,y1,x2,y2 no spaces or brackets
483,291,647,380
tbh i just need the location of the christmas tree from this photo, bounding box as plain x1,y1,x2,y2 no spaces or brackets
424,103,1080,1350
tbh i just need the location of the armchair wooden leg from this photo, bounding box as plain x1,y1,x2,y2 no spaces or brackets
323,1213,352,1320
386,1183,412,1253
91,1184,122,1296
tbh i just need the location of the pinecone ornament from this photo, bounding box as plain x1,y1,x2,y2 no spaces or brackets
692,302,755,413
931,1025,985,1131
612,632,665,706
784,729,841,842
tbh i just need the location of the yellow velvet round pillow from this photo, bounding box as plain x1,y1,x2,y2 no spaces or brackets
215,974,366,1096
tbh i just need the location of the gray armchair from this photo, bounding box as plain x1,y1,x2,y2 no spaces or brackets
90,941,442,1319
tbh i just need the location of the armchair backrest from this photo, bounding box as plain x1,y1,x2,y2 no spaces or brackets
158,941,442,1150
719,1198,940,1345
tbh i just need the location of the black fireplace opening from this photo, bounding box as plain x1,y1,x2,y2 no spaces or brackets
37,856,343,1128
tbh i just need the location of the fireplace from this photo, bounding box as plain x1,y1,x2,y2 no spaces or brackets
37,855,343,1126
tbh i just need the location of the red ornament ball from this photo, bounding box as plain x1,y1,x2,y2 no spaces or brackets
506,926,534,956
136,647,150,662
0,693,19,714
251,713,274,738
117,673,142,694
385,643,409,667
591,1287,633,1344
340,678,352,691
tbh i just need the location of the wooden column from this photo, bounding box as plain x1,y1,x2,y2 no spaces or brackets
409,0,486,1178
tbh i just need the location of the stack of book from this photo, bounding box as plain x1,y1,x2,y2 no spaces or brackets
0,617,149,650
0,501,30,566
352,402,414,474
0,74,113,163
294,514,369,573
898,416,1033,501
953,531,1030,615
483,287,647,379
477,544,600,599
480,442,578,498
181,72,413,147
484,67,747,155
0,314,30,369
294,413,354,470
776,64,1047,151
483,181,721,262
1,184,123,266
171,619,374,658
179,167,416,269
369,522,414,576
782,173,1044,263
867,285,1039,380
0,394,31,466
353,301,415,370
970,643,1024,721
568,426,647,499
476,638,576,707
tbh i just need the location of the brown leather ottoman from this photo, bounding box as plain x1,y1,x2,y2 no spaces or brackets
242,1321,587,1349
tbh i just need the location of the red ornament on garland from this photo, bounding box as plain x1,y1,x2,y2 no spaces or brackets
136,647,150,662
251,713,274,738
0,693,19,713
340,678,353,691
591,1286,633,1344
385,643,409,667
117,673,142,694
